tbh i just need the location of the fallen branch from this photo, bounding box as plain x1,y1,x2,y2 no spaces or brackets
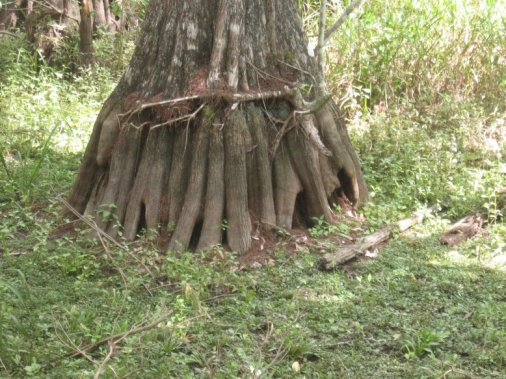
93,341,116,379
58,195,154,277
318,207,435,270
440,215,483,245
0,30,19,38
67,312,173,358
438,367,479,379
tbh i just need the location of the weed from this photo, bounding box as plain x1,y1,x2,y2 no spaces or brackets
310,216,338,238
402,328,450,360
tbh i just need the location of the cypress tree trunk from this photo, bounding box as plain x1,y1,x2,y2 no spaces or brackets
78,0,94,65
68,0,367,254
92,0,107,28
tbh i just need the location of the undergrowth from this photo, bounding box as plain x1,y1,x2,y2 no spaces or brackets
1,1,505,377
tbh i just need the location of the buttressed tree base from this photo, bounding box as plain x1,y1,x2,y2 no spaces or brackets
68,0,367,254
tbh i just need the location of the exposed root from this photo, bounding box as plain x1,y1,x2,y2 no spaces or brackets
167,127,192,225
287,130,332,221
197,127,225,251
246,104,276,226
224,109,252,253
273,140,302,229
169,121,210,252
68,0,368,256
72,100,366,255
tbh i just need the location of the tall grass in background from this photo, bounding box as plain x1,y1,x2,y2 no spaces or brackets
311,0,506,111
0,37,119,202
303,0,505,225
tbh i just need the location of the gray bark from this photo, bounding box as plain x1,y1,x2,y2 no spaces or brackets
68,0,368,255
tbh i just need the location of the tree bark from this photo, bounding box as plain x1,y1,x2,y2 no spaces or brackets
0,0,22,30
78,0,94,65
92,0,107,27
68,0,368,254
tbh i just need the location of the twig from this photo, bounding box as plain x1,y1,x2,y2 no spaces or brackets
269,113,294,159
257,344,289,379
119,94,203,121
120,88,296,123
0,30,18,38
0,357,8,375
58,196,155,277
323,0,363,44
67,312,173,358
315,0,327,93
246,60,296,86
9,251,26,257
150,103,206,130
438,368,480,379
93,341,116,379
55,319,96,364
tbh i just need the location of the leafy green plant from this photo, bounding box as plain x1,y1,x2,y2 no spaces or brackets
309,216,338,238
402,329,449,360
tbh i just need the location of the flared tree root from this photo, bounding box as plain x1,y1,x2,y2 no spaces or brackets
69,93,367,255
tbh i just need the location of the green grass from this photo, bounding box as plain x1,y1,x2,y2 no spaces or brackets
1,1,505,377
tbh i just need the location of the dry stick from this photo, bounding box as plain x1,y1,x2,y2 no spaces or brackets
32,0,80,22
120,88,296,122
0,357,8,375
96,228,129,289
323,0,364,45
93,341,116,379
438,368,479,379
269,114,294,159
55,319,96,364
319,206,436,270
315,0,327,92
58,196,154,277
0,30,18,38
67,312,173,358
257,345,289,379
91,212,132,334
150,102,206,130
246,60,296,86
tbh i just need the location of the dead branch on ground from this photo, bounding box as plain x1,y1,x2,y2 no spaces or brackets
93,341,116,379
67,312,173,358
319,206,436,270
440,215,483,245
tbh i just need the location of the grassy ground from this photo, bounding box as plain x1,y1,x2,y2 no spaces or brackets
1,1,505,377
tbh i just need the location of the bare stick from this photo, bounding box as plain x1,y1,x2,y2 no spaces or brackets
438,368,479,379
315,0,327,93
0,30,18,38
323,0,363,45
269,114,295,160
67,312,174,358
55,319,96,364
58,196,154,277
150,103,206,130
0,357,9,375
319,206,436,270
93,341,116,379
257,344,289,379
32,0,80,22
120,88,296,121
